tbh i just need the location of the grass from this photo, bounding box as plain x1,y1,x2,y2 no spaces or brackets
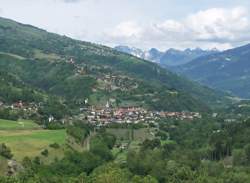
0,129,66,161
0,119,66,161
33,49,61,61
40,146,65,165
0,119,41,130
0,156,8,175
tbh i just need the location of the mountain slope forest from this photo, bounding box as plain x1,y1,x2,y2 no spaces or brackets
0,17,228,113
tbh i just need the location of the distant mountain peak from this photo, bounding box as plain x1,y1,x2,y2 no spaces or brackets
114,45,219,66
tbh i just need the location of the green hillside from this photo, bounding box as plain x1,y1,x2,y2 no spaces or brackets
0,17,228,112
174,44,250,98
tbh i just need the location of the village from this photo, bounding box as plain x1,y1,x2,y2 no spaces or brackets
0,100,39,113
0,98,202,126
79,101,202,126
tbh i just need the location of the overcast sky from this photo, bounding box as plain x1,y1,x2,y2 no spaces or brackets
0,0,250,51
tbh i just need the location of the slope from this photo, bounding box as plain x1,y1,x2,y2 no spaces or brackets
174,44,250,98
0,17,229,111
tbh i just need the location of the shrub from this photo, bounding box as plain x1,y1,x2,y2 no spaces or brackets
0,143,13,159
41,149,49,157
49,143,60,149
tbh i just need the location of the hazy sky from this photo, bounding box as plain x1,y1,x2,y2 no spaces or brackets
0,0,250,50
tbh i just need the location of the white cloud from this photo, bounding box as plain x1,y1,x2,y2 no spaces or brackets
110,21,142,39
105,7,250,50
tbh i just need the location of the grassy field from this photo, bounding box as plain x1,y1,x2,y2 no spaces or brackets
0,119,66,162
0,129,66,161
0,119,41,130
0,156,8,175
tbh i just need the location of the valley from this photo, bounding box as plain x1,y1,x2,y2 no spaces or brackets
0,16,250,183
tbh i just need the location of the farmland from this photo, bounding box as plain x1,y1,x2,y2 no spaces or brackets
0,119,66,162
0,119,41,130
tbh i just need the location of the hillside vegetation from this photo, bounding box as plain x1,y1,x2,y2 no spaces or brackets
174,44,250,98
0,17,229,112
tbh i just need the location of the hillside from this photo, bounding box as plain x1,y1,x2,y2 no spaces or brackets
0,17,228,112
174,44,250,98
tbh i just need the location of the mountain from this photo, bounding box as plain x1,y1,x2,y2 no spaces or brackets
160,48,219,66
174,43,250,98
113,46,145,59
114,45,218,66
0,17,228,113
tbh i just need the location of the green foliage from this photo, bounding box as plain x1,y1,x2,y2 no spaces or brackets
66,123,91,144
0,17,229,114
0,108,19,121
49,143,60,149
90,134,114,161
41,149,49,157
0,143,13,159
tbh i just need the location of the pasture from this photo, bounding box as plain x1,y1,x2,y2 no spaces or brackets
0,119,41,130
0,119,66,161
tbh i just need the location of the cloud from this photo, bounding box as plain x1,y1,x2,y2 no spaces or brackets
105,7,250,50
109,21,143,39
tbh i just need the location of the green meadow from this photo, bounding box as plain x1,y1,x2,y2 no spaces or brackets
0,119,66,161
0,119,41,130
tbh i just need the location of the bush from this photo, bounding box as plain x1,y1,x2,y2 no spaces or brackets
41,149,49,157
0,143,13,159
49,143,60,149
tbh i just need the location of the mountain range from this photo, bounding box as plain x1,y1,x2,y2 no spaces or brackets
174,43,250,98
114,45,219,66
0,17,228,114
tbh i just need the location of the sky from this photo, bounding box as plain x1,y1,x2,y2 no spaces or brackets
0,0,250,51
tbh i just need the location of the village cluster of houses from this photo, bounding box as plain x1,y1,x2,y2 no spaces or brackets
158,111,202,120
82,103,202,125
0,100,38,113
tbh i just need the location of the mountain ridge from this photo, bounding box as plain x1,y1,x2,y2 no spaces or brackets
0,17,229,112
173,43,250,98
114,45,219,66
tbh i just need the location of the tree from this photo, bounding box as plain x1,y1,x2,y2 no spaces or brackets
244,144,250,164
132,175,158,183
90,163,129,183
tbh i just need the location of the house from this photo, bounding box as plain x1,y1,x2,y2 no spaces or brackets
13,101,24,108
48,115,55,123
